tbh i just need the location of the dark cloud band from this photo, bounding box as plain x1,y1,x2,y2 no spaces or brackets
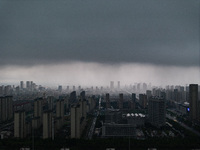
0,0,199,67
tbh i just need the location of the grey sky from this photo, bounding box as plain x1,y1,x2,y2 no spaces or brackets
0,0,199,66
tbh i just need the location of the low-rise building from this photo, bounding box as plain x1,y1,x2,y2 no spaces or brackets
126,113,145,127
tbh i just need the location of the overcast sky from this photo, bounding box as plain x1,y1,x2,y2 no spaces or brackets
0,0,199,87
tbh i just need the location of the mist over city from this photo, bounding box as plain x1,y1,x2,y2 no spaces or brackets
1,62,200,88
0,0,200,149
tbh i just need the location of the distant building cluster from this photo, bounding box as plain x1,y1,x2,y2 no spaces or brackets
12,92,96,139
0,81,199,141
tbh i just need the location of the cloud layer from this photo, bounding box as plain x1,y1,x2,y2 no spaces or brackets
0,0,199,66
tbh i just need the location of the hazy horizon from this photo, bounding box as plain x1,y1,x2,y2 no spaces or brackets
1,62,199,88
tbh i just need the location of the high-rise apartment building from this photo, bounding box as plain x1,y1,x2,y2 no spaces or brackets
117,81,120,89
189,84,198,122
80,91,86,100
78,86,81,91
174,89,179,102
58,85,62,93
139,94,147,108
106,93,110,109
143,83,147,92
7,96,13,120
14,110,26,138
0,96,13,123
34,98,42,119
79,99,87,119
26,81,30,90
43,110,52,139
88,96,95,111
56,99,64,118
146,90,152,100
4,85,12,96
0,86,3,96
110,81,114,90
71,104,81,138
30,81,33,90
32,98,43,129
132,93,136,102
63,96,69,112
70,91,77,103
148,97,166,128
131,93,136,109
67,86,69,91
118,93,123,109
47,96,54,110
20,81,24,89
137,83,141,93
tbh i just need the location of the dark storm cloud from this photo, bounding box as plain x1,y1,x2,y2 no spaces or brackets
0,0,199,66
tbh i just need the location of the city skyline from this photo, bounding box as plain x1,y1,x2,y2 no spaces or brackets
0,0,200,87
1,1,200,148
0,79,200,149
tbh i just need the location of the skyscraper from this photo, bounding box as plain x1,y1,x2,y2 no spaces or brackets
70,91,77,103
174,89,179,102
78,86,81,91
110,81,114,90
26,81,30,90
30,81,33,91
131,93,136,109
132,93,136,102
88,96,95,111
148,96,166,128
71,104,81,138
106,93,110,109
146,90,152,100
143,83,147,92
32,98,43,129
56,99,64,118
34,98,42,119
67,86,69,91
118,93,123,109
14,110,26,138
43,110,53,139
139,94,147,108
0,96,13,123
7,96,13,120
137,83,141,93
189,84,198,122
80,91,86,100
0,86,3,96
58,85,62,93
47,96,54,110
20,81,24,89
79,99,87,119
117,81,120,89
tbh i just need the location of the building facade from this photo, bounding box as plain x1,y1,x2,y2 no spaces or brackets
14,110,26,138
70,104,81,138
43,111,52,139
0,96,13,123
148,97,166,128
189,84,198,122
